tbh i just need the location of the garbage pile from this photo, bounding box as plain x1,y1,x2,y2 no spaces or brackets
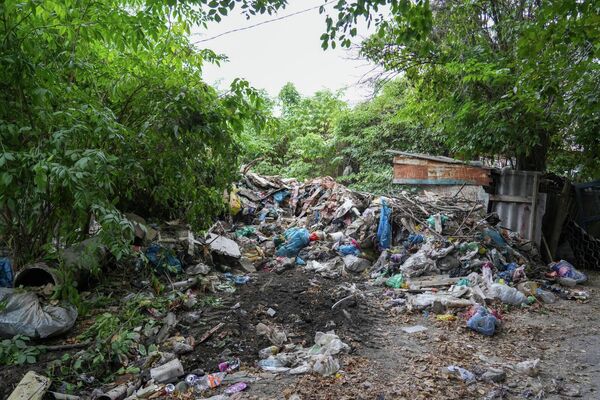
145,168,590,335
2,168,593,400
219,169,590,338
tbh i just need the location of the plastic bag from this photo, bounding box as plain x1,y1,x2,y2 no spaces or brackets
229,187,242,216
312,354,340,376
0,258,13,288
515,359,540,377
256,322,287,346
466,306,498,336
400,250,437,277
427,214,448,233
275,228,310,257
311,331,350,355
337,244,360,256
385,274,404,289
235,227,256,237
481,263,494,287
490,283,527,305
447,365,476,382
342,255,370,273
0,288,78,338
535,288,556,303
333,198,354,220
273,190,290,204
145,244,182,274
377,198,392,249
258,345,279,359
403,234,424,249
483,228,507,249
551,260,587,283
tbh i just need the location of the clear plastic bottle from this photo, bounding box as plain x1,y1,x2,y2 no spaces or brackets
193,372,226,393
536,288,556,303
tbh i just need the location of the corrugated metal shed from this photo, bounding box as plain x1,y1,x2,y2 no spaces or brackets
391,151,492,186
489,170,546,246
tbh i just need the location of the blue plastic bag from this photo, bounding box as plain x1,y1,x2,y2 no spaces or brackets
273,190,290,204
276,228,310,257
337,244,360,256
377,198,392,250
483,228,507,249
403,234,424,248
551,260,587,283
145,244,182,274
467,307,498,336
0,258,13,288
497,262,518,282
224,273,251,285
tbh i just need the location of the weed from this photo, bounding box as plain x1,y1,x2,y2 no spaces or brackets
198,295,222,308
0,335,44,365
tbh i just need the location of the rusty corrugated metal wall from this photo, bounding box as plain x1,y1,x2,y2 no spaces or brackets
393,155,492,186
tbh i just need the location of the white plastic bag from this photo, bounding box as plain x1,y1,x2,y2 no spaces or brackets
490,283,527,305
256,322,287,346
312,354,340,376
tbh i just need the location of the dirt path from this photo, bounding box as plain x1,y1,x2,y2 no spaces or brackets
233,271,600,399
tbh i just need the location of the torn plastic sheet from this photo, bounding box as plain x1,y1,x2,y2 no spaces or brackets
0,288,77,339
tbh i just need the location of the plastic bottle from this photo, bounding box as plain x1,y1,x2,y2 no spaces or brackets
257,356,285,369
258,345,279,359
536,288,556,303
164,384,175,395
218,358,240,372
185,374,198,386
192,372,225,392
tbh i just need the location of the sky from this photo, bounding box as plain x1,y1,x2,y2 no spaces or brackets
190,1,381,105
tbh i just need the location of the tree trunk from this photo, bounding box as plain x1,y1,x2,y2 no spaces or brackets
516,130,550,171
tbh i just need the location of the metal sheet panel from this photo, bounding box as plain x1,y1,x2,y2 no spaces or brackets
490,170,546,245
393,156,492,186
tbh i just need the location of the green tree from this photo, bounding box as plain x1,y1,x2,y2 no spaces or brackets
0,0,279,265
334,79,447,192
240,83,347,180
354,0,599,178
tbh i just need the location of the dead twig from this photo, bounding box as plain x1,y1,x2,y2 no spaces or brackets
43,340,91,352
198,322,224,343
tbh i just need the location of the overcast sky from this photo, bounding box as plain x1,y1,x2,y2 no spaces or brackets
191,1,380,105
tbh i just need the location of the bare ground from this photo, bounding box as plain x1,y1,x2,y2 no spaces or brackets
1,269,598,400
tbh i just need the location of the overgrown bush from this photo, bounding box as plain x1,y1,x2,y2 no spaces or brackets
0,1,271,266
